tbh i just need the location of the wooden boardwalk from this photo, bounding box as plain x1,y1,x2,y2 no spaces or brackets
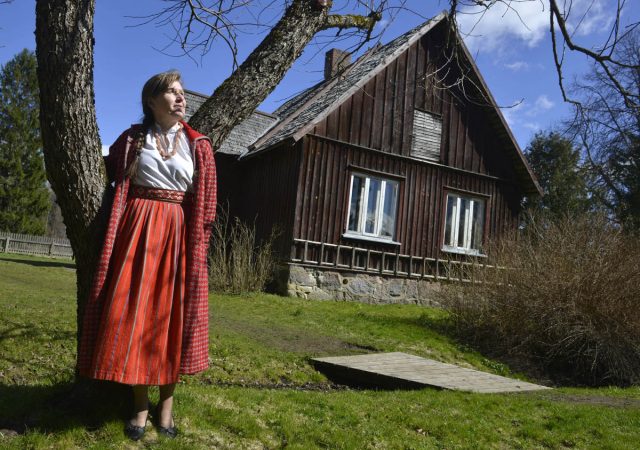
312,352,550,393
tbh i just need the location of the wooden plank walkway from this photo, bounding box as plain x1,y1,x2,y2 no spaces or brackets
312,352,550,393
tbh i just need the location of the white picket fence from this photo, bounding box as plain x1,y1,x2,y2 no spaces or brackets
0,231,73,259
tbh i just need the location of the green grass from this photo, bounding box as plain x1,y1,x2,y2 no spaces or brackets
1,253,639,449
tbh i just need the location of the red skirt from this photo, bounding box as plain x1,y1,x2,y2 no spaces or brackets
88,190,188,385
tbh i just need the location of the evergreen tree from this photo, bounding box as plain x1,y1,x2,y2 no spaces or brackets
525,131,591,220
0,49,49,234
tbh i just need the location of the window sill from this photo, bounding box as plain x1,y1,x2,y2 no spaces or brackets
342,232,401,246
441,246,487,258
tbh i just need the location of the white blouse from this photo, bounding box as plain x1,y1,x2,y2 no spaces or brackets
133,123,194,192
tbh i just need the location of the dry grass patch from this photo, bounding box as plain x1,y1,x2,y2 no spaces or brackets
208,207,278,294
440,214,640,386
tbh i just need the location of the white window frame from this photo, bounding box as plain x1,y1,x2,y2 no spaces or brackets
442,192,486,256
344,172,399,243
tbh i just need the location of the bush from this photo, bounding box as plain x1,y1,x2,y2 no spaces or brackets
439,214,640,386
208,207,278,294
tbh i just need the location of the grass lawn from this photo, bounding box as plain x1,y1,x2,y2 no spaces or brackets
0,252,639,449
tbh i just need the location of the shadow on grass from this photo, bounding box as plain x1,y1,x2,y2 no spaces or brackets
214,314,380,356
0,319,75,346
0,380,129,434
0,256,76,270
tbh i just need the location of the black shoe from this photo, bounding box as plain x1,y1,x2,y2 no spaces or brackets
124,421,145,441
157,419,178,439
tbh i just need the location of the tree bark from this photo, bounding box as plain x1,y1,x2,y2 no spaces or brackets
190,0,347,148
35,0,106,358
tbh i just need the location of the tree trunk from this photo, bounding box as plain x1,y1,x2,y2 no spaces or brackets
189,0,330,148
34,0,372,373
35,0,106,361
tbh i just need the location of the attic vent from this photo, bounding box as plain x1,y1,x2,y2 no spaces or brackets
411,109,442,162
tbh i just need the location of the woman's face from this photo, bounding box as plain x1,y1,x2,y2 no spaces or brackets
149,80,186,129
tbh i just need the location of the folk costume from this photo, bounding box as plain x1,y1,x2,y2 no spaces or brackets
77,121,216,385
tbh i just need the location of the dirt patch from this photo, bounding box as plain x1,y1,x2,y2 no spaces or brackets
212,314,377,356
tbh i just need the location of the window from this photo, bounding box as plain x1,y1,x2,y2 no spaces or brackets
346,173,399,241
443,192,486,255
411,109,442,161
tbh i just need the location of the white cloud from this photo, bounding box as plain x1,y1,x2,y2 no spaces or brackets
567,0,612,36
525,94,556,117
500,93,555,127
534,94,554,111
504,61,530,71
457,0,613,54
457,1,549,53
101,145,110,156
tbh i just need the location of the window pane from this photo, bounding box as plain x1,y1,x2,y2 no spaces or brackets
457,197,470,248
348,176,364,232
365,178,381,234
443,192,486,252
471,200,484,250
444,195,456,246
380,181,398,238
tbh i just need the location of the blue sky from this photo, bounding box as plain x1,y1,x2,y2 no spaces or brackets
1,0,637,152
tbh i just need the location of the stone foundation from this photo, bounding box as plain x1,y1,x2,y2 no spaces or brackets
280,264,441,305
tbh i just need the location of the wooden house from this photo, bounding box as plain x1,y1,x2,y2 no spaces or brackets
187,13,541,303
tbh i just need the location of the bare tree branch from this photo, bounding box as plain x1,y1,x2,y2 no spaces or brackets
448,0,639,111
127,0,250,68
131,1,383,70
321,12,380,32
549,0,633,68
565,29,640,226
188,0,382,148
550,9,580,108
549,0,638,109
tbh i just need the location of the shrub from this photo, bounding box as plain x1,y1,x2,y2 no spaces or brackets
208,207,278,294
439,214,640,386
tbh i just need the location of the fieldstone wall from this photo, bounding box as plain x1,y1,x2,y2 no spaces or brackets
282,264,441,305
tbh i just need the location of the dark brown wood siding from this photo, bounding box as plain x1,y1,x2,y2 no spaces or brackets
220,22,526,268
293,135,519,259
310,23,518,184
215,144,301,258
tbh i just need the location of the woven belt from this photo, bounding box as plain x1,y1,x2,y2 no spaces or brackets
129,185,192,204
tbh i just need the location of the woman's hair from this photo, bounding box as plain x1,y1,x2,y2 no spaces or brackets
127,70,184,179
141,70,183,130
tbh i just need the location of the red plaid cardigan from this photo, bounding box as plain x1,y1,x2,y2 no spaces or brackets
77,121,217,377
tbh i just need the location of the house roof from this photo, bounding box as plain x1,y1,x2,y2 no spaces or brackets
184,89,278,156
249,15,445,153
216,110,278,156
187,13,541,195
184,90,207,120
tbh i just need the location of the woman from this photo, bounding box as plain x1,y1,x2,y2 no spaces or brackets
77,70,217,440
